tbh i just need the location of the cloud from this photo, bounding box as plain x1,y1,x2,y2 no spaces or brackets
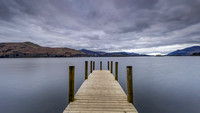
0,0,200,54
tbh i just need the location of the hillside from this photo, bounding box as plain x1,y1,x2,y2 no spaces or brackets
79,49,106,56
167,46,200,56
0,42,86,58
79,49,141,57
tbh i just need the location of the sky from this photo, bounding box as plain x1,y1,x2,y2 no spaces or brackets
0,0,200,55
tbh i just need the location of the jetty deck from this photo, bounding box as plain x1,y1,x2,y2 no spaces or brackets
63,70,138,113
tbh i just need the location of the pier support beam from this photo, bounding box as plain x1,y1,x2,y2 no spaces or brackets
69,66,75,103
108,61,109,70
85,61,88,80
127,66,133,104
100,61,102,70
111,61,113,73
93,61,95,70
115,62,118,81
90,61,92,73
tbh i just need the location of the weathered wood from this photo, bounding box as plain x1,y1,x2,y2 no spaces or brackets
90,61,92,73
93,61,95,70
115,62,118,81
69,66,75,103
127,66,133,104
108,61,109,70
111,61,113,73
100,61,102,70
85,61,88,80
64,70,138,113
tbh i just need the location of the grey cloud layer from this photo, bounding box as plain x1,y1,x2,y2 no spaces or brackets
0,0,200,54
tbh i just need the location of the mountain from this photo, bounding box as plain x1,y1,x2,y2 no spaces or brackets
167,46,200,56
0,42,145,58
79,49,142,57
0,42,86,58
79,49,106,56
109,52,139,56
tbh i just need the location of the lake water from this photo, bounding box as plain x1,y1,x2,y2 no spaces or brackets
0,57,200,113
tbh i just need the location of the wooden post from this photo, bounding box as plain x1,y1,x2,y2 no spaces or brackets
93,61,95,70
115,62,118,81
85,61,88,80
127,66,133,104
108,61,109,70
111,61,113,73
90,61,92,73
100,61,102,70
69,66,75,103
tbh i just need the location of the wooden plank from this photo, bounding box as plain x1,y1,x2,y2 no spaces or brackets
63,70,138,113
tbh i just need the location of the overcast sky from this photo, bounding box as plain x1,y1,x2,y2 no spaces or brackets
0,0,200,54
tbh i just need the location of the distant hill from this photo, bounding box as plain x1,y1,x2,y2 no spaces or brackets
0,42,146,58
109,52,140,56
0,42,86,58
79,49,106,56
167,46,200,56
79,49,142,57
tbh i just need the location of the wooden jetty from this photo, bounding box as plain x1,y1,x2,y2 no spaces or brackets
63,61,138,113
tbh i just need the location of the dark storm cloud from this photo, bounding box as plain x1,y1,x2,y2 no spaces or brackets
0,0,200,54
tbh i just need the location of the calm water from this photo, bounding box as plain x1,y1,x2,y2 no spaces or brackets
0,57,200,113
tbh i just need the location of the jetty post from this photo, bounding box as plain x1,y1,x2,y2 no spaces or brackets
111,61,113,73
127,66,133,104
93,61,95,70
90,61,92,73
115,62,118,81
63,64,138,113
100,61,102,70
68,66,75,103
85,61,88,80
108,61,109,70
